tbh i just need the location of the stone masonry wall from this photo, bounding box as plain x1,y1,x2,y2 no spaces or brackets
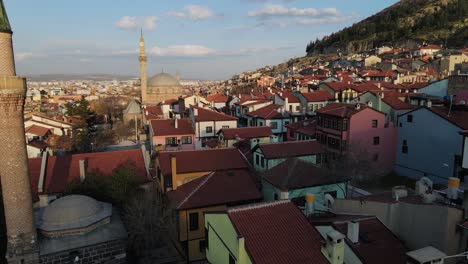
39,240,126,264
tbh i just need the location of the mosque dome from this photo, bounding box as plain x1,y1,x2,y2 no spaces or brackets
38,195,112,237
148,72,181,87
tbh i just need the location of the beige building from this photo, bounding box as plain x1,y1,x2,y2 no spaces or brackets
440,54,468,76
139,32,187,105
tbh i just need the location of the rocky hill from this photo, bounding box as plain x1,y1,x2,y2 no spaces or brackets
306,0,468,55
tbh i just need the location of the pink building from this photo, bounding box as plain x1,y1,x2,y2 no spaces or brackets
149,118,195,151
316,103,396,174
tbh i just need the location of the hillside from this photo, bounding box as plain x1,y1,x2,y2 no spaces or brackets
306,0,468,55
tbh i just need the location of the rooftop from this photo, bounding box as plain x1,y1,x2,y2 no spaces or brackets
167,169,261,210
227,201,328,264
150,118,194,136
218,126,272,140
258,140,323,159
192,105,238,122
157,148,248,176
246,104,287,120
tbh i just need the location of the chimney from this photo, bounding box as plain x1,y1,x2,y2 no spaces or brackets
193,108,198,116
426,100,432,108
175,118,178,129
322,230,345,264
79,159,86,183
170,155,177,190
347,221,359,244
305,193,315,216
38,151,48,193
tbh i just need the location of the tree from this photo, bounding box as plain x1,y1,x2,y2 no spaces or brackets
66,96,97,153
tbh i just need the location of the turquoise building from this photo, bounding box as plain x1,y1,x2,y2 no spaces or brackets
261,159,346,211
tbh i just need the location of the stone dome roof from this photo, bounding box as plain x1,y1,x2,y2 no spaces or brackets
148,72,181,87
37,195,112,237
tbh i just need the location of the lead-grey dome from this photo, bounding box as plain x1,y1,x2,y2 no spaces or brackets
37,195,112,237
148,72,181,86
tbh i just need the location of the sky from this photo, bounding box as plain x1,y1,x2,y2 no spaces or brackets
7,0,398,80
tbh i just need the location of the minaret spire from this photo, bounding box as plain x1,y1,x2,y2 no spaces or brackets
139,30,148,104
0,0,40,263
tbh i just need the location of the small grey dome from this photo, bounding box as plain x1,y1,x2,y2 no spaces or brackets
38,195,112,237
148,72,181,87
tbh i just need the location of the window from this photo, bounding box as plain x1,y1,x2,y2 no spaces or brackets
296,105,300,111
407,114,413,123
229,254,235,264
372,120,378,128
373,136,380,145
206,126,213,133
289,105,293,112
199,240,207,253
165,137,177,145
402,140,408,154
274,193,279,200
222,125,229,129
181,136,192,144
260,157,265,168
189,212,199,231
270,122,278,129
342,120,348,130
255,154,260,165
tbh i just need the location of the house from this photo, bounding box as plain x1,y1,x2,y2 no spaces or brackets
246,104,292,141
310,214,408,264
285,119,317,141
189,105,238,148
332,185,464,257
316,103,397,174
217,126,272,148
234,99,272,126
319,82,377,103
149,118,195,152
204,201,328,264
395,106,468,182
25,125,52,142
206,93,229,110
355,90,414,123
25,114,73,137
167,169,262,262
155,148,249,192
274,91,304,116
142,105,165,124
28,148,151,207
253,140,323,171
364,55,382,67
296,90,334,115
27,140,48,158
359,70,394,82
262,159,346,211
178,95,209,116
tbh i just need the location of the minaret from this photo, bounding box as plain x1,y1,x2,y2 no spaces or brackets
139,29,147,105
0,1,40,263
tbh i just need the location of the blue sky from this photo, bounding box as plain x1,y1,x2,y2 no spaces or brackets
7,0,398,80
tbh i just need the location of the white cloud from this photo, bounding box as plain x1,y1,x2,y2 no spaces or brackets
16,52,44,61
248,4,340,18
150,45,217,57
116,16,158,30
168,5,215,20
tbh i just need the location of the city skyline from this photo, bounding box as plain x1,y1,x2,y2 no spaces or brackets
10,0,398,80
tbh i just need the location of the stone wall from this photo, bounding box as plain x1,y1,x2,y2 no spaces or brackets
39,239,126,264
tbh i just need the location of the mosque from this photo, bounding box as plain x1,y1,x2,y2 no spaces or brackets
138,31,188,105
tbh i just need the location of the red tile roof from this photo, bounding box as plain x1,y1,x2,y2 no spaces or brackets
219,126,272,140
430,106,468,130
322,82,377,93
25,125,51,137
258,140,323,159
28,140,48,149
300,91,334,102
333,218,407,264
207,93,228,103
246,104,285,119
28,149,150,201
167,169,262,210
286,119,317,137
359,70,394,78
227,201,328,264
157,148,248,176
316,103,365,118
150,118,194,136
144,105,164,120
263,159,340,191
192,106,238,122
277,91,300,103
366,91,414,110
